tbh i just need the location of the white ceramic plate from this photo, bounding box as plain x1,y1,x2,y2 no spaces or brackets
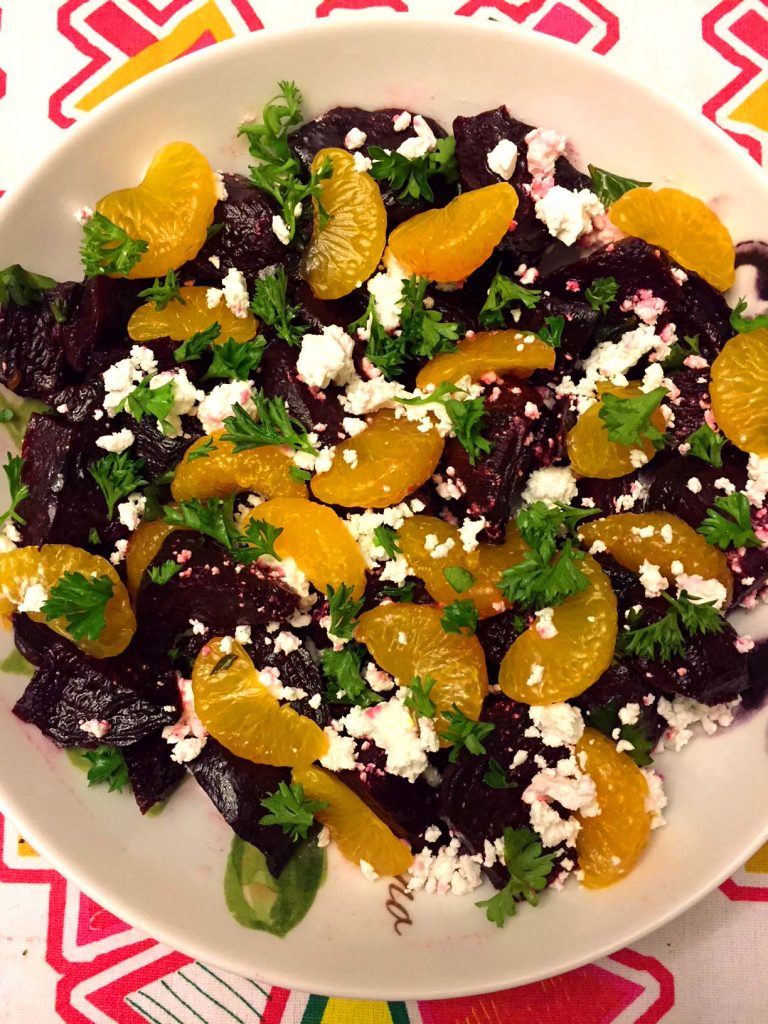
1,16,768,1002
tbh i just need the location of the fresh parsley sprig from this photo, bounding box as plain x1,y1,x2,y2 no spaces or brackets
260,781,328,842
174,323,222,363
80,212,148,278
349,299,407,380
586,702,653,767
373,525,400,559
42,572,114,641
117,377,176,434
483,758,518,790
479,270,541,329
441,704,495,763
400,276,462,360
326,583,364,641
443,566,475,593
82,746,130,792
137,270,183,311
238,81,331,241
685,424,726,467
368,136,458,203
598,387,668,449
321,644,380,707
404,675,437,718
240,518,283,561
188,437,216,462
88,452,147,519
662,333,701,372
250,266,307,347
587,164,651,206
617,591,725,661
204,336,266,381
475,827,556,927
539,314,564,349
729,297,768,334
0,264,57,308
221,396,316,455
0,454,28,529
441,599,478,636
163,497,243,553
697,492,760,550
148,560,183,586
584,276,619,314
397,383,492,466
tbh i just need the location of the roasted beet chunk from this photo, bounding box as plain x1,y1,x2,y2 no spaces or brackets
452,106,590,264
440,378,545,542
576,662,666,757
440,694,569,888
632,624,750,705
259,340,347,445
188,739,296,877
14,640,177,747
665,368,711,446
247,634,329,728
135,531,299,654
645,451,747,531
124,734,186,814
288,106,453,226
476,610,523,680
181,174,294,287
0,289,73,400
16,413,127,550
57,277,143,374
576,471,646,519
519,296,600,371
132,414,201,479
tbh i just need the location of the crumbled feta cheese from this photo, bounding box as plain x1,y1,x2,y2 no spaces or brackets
618,702,641,726
393,111,412,132
657,695,740,752
342,416,367,438
365,663,395,693
273,631,301,655
523,756,599,847
207,267,250,317
341,375,403,416
424,534,456,560
95,428,135,453
533,606,558,640
714,477,736,495
458,516,486,552
74,205,94,225
162,675,207,763
534,187,604,246
339,696,439,782
214,170,228,201
234,624,252,645
686,477,702,494
521,466,578,507
638,560,668,597
189,619,206,635
319,728,357,772
109,538,129,566
524,127,566,179
343,501,420,566
17,582,49,613
116,492,146,532
317,825,331,848
359,859,380,882
271,214,291,246
396,114,436,160
344,127,367,150
342,448,359,469
487,138,518,180
526,663,545,688
297,325,357,389
675,572,727,610
353,152,373,173
642,767,668,829
366,253,409,331
102,345,158,415
197,381,256,435
407,837,484,896
528,703,584,747
746,454,768,506
629,449,649,469
79,719,110,739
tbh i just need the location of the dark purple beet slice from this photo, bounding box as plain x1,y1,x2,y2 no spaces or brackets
13,642,177,748
135,531,299,654
593,552,648,617
440,378,545,542
57,277,143,374
247,634,329,728
452,105,590,265
16,413,127,550
0,288,74,400
575,661,665,750
632,624,749,704
338,743,444,849
743,640,768,710
259,339,347,445
132,414,201,479
519,295,600,373
666,367,710,446
180,173,295,287
362,570,432,613
440,693,569,887
476,610,523,682
12,615,58,668
188,738,296,877
645,451,747,531
288,106,453,227
576,470,647,517
123,734,186,814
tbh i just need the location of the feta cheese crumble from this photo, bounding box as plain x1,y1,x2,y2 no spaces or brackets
297,325,357,389
534,187,604,247
487,138,518,180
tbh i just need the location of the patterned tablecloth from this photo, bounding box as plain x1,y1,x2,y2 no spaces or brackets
1,1,768,1020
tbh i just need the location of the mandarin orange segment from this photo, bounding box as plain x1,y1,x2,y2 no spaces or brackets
310,410,444,509
128,286,258,343
0,545,135,657
241,497,366,598
192,638,328,767
566,383,666,479
172,432,306,503
354,603,488,735
300,148,387,300
608,187,735,292
388,183,518,284
416,330,555,390
292,765,413,876
711,329,768,456
498,555,617,705
96,142,218,279
579,511,733,602
125,519,179,599
397,515,527,618
575,728,651,888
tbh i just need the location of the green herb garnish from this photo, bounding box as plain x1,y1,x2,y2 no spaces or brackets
326,582,364,641
479,270,541,328
475,827,556,927
260,781,328,842
697,492,760,550
0,454,28,529
368,136,458,203
598,387,668,449
82,747,130,793
221,396,316,455
729,297,768,334
204,336,266,381
88,452,146,519
584,276,619,314
42,572,114,641
443,566,475,593
587,164,651,206
685,424,726,467
441,704,495,763
174,322,222,363
404,675,437,718
148,560,183,586
80,212,148,277
0,264,57,307
617,591,725,661
441,598,478,636
250,266,307,347
137,269,183,311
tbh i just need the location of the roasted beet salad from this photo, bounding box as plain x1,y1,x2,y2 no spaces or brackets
2,81,768,933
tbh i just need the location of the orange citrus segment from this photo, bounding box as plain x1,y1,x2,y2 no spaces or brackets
0,545,135,658
566,383,666,479
310,409,444,509
576,728,651,888
300,148,387,300
192,638,328,767
128,286,258,343
241,497,366,598
711,328,768,457
292,765,413,876
579,511,733,602
608,187,735,292
355,603,488,735
172,432,306,503
96,142,218,279
498,555,617,705
416,330,555,390
397,515,527,618
389,183,518,284
125,519,179,600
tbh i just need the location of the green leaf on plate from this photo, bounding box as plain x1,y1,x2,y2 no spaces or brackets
224,833,326,936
